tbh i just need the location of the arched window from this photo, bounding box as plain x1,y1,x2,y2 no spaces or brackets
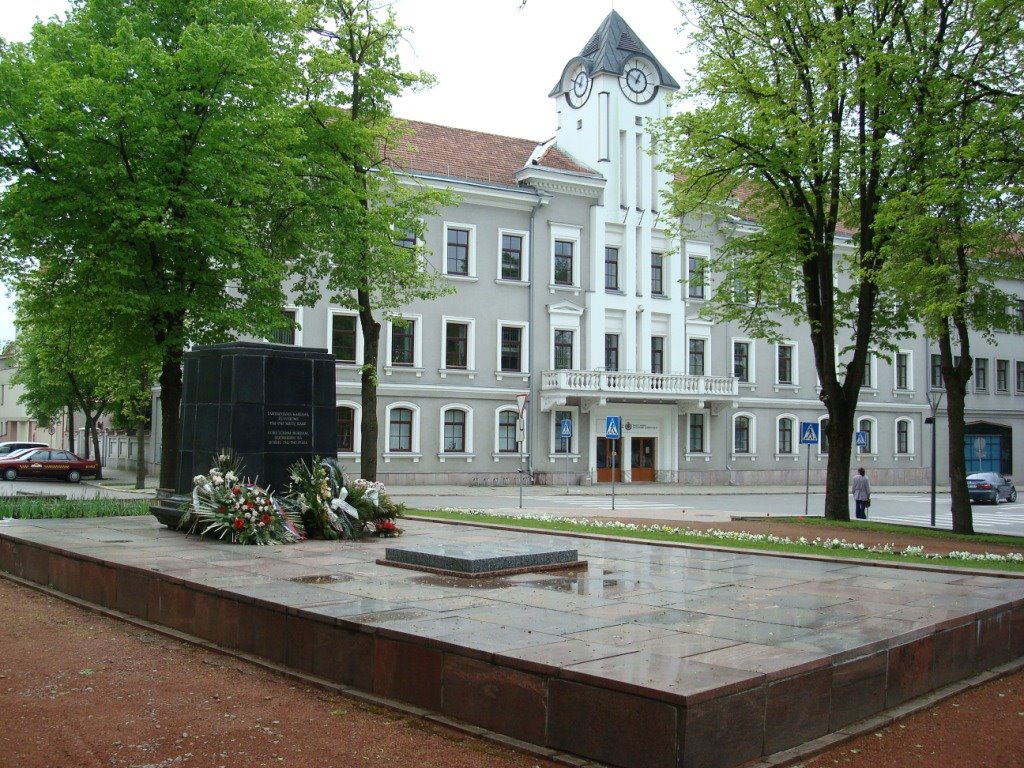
896,418,912,454
857,417,875,454
819,417,830,455
443,408,468,453
777,416,795,454
336,406,355,452
734,415,753,454
388,407,414,452
497,409,518,453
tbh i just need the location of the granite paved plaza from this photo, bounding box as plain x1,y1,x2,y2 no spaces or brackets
2,515,1023,768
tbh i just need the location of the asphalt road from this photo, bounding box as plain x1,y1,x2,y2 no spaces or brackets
395,488,1024,537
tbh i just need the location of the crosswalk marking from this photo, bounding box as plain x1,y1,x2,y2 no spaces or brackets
539,497,681,510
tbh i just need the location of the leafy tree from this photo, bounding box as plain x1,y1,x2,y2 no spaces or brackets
301,0,454,481
0,0,316,489
878,0,1024,533
655,0,1012,520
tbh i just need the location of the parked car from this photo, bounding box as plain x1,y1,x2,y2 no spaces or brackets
0,449,99,483
0,441,48,457
966,472,1017,504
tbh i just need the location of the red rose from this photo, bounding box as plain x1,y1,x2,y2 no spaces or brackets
260,514,272,526
232,517,245,529
231,487,242,495
217,505,226,513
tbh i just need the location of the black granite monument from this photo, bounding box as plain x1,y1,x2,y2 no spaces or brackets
152,342,336,527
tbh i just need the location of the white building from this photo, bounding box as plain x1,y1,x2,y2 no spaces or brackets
155,11,1024,487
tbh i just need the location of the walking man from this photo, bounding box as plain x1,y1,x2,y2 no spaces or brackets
852,467,871,519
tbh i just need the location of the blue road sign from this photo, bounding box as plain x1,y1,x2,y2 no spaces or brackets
605,416,621,440
560,419,572,438
799,422,819,445
855,431,869,449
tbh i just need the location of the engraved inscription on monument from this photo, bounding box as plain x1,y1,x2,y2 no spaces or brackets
266,408,312,448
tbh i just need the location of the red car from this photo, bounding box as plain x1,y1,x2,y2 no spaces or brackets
0,449,99,483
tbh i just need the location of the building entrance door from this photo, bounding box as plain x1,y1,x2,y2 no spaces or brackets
631,437,656,482
596,438,622,483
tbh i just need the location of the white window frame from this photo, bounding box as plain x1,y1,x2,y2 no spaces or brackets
860,353,877,390
732,412,756,458
551,327,580,370
818,416,830,457
685,410,711,460
334,400,361,456
495,321,530,379
443,221,477,279
550,224,582,289
996,358,1010,393
732,338,755,385
498,228,529,283
440,316,476,377
439,404,473,458
687,335,709,376
493,407,521,458
685,241,711,300
327,310,363,365
549,405,580,459
894,417,914,458
975,356,989,392
775,341,798,388
856,416,878,457
268,306,302,346
894,350,913,393
383,402,420,461
775,413,799,458
384,314,423,375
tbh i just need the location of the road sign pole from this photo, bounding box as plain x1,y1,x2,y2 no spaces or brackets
805,441,811,516
611,444,616,511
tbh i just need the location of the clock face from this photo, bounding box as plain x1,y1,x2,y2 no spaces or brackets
619,57,658,104
566,63,591,108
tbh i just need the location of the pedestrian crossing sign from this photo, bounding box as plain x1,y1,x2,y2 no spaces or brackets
560,419,572,438
799,422,819,445
605,416,621,440
855,431,869,449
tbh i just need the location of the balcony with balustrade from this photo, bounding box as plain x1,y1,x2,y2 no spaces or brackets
539,369,739,412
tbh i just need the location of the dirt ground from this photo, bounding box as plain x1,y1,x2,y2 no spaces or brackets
1,518,1023,768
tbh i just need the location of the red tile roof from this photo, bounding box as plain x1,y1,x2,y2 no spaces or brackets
386,119,596,187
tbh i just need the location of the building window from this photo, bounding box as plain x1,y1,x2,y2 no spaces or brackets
896,352,909,390
820,418,830,455
605,334,620,372
896,419,911,454
336,406,355,452
395,230,416,249
689,338,706,376
778,417,794,454
858,418,874,454
975,358,988,391
389,408,413,452
1015,299,1024,331
689,413,705,453
605,247,619,290
501,233,523,281
734,415,752,454
498,410,518,453
391,320,415,366
446,227,470,275
501,326,523,372
651,252,664,295
443,409,466,452
688,255,706,299
444,322,469,369
555,409,573,454
331,314,357,363
777,344,794,384
554,240,574,286
931,354,943,388
734,341,750,383
861,354,873,388
997,359,1009,392
269,309,297,345
1017,361,1024,392
651,336,665,374
554,330,574,370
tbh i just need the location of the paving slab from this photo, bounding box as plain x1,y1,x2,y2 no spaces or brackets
1,515,1023,768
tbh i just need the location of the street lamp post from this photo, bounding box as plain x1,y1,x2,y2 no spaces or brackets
926,393,943,527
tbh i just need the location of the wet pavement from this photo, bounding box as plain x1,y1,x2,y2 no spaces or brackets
1,513,1022,768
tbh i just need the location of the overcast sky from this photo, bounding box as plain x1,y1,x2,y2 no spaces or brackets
0,0,692,343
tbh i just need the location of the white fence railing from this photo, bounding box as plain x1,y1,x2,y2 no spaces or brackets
540,370,738,397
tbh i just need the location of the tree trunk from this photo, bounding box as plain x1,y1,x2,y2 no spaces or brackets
91,417,102,480
822,402,856,521
158,353,183,490
940,330,974,534
358,288,381,482
67,405,75,453
135,418,146,489
81,415,92,459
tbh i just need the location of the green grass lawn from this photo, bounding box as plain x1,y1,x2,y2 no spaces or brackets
403,508,1024,573
0,497,151,519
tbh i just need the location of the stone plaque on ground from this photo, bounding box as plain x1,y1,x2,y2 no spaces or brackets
379,541,585,578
